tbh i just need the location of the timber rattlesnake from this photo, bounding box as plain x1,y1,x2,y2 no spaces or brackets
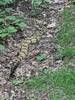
9,23,47,79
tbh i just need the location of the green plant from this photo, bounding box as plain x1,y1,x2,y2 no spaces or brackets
57,4,75,59
26,67,75,100
0,8,27,38
0,44,5,50
11,79,23,86
36,54,47,61
0,0,27,50
0,0,15,5
28,0,51,18
32,0,51,8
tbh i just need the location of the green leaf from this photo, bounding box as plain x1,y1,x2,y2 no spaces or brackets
11,80,23,86
0,30,3,33
6,16,17,21
36,54,47,61
0,32,9,38
0,18,4,22
7,26,17,33
32,0,42,7
0,1,5,5
12,19,21,24
0,44,5,50
0,0,13,5
45,0,51,3
17,22,27,30
5,8,15,13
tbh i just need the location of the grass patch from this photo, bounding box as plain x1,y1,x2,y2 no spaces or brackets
57,4,75,58
26,67,75,100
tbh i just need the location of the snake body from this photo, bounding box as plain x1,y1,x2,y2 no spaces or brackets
9,24,47,78
14,35,41,63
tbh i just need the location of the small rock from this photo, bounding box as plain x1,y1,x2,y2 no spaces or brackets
46,32,53,38
32,61,38,67
55,60,62,64
42,11,47,18
0,64,2,67
47,22,56,29
31,38,37,44
26,71,31,78
54,0,64,4
0,78,7,85
0,56,6,62
36,20,43,24
43,13,46,17
53,60,63,68
43,21,47,26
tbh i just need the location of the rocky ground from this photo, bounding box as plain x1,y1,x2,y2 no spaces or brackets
0,0,68,99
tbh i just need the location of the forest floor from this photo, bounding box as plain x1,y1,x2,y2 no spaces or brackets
0,0,75,100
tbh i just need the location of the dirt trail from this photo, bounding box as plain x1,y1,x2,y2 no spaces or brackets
0,0,67,99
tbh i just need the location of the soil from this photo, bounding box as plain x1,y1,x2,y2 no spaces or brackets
0,0,68,99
